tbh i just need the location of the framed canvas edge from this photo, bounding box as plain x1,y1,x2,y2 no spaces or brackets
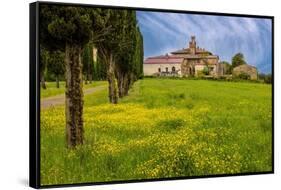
29,1,275,189
30,1,40,189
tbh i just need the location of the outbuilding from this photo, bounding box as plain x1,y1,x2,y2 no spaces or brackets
232,64,258,80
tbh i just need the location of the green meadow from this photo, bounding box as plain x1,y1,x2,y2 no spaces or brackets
40,81,107,98
40,78,272,185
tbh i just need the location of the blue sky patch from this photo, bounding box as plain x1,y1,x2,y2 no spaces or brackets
137,11,272,74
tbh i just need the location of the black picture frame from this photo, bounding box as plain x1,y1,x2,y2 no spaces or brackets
30,1,274,188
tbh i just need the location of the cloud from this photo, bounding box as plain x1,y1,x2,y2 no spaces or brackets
137,11,272,73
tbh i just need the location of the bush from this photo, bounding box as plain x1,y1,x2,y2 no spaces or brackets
143,75,157,79
264,75,272,84
202,66,209,75
138,74,144,79
236,73,250,80
196,70,205,78
218,76,227,80
259,73,272,84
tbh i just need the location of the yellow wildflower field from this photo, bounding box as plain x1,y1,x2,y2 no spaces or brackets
40,78,272,185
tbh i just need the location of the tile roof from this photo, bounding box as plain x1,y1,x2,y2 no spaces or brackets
144,55,183,64
171,48,212,55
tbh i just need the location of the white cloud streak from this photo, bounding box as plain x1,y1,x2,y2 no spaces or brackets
137,11,272,73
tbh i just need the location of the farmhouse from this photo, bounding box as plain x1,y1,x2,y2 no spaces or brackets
232,64,258,80
144,36,224,77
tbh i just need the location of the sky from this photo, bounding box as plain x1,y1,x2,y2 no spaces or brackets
136,11,272,74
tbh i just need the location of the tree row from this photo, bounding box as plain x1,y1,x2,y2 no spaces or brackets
40,5,143,148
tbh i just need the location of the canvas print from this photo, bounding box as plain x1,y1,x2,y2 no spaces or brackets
34,2,273,187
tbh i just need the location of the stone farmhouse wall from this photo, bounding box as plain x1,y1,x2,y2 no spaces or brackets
143,63,182,76
232,64,258,80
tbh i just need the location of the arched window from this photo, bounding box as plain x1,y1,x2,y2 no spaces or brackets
158,68,161,72
172,66,176,72
166,67,168,72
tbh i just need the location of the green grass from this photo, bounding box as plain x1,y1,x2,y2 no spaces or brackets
40,78,272,185
40,81,107,98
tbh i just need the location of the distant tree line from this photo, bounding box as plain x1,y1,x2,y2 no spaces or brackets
41,43,108,86
219,52,247,75
40,5,143,148
258,73,272,84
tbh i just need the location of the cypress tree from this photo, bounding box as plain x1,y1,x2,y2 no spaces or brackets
40,5,107,148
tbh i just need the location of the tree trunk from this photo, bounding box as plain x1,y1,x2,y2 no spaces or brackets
124,74,133,96
84,75,88,84
88,73,92,84
65,43,84,148
56,75,59,88
41,75,46,89
117,72,124,98
123,74,129,96
107,53,118,104
118,76,123,98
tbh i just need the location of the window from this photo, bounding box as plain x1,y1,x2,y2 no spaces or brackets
158,68,161,72
166,67,168,72
172,66,176,72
